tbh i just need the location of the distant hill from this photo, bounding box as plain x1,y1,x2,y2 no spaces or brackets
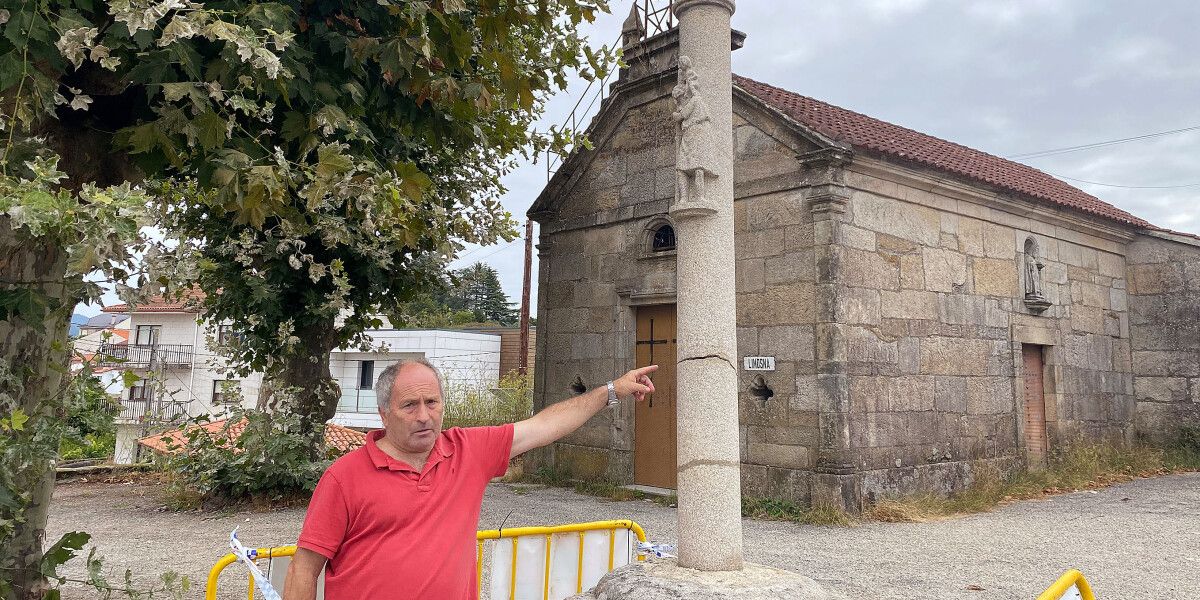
69,314,89,337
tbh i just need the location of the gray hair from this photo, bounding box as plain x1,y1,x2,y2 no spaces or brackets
375,357,445,411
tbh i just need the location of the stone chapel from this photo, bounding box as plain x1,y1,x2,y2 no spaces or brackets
527,20,1200,509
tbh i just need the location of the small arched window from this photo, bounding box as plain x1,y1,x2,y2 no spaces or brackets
651,224,676,252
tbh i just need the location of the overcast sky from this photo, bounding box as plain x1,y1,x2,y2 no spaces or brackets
467,0,1200,305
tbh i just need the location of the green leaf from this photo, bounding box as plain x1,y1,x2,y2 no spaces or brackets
121,370,142,388
394,161,432,202
195,110,228,150
315,145,354,179
8,409,28,431
40,532,91,577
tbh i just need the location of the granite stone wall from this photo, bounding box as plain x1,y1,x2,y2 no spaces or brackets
831,165,1137,500
1127,232,1200,444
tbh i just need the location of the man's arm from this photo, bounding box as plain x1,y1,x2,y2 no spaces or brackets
282,548,327,600
510,365,657,458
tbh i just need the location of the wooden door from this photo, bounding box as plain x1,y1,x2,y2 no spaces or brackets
634,305,677,489
1022,345,1049,461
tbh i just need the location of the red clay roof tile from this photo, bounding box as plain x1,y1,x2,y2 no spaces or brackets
139,418,366,455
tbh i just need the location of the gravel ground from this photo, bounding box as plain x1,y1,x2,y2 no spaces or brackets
46,472,1200,599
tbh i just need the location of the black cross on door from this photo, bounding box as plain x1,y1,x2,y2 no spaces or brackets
635,318,671,406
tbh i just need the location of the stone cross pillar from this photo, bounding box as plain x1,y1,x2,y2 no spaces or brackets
669,0,744,572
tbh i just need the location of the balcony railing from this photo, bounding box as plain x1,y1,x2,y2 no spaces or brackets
118,394,191,424
97,343,193,369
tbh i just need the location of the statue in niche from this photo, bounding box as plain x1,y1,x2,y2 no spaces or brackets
1024,252,1044,298
1023,238,1051,312
672,55,719,216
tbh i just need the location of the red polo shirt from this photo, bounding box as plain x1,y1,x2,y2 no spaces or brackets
297,425,513,599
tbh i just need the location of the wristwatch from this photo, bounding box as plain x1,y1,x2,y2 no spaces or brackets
606,381,618,407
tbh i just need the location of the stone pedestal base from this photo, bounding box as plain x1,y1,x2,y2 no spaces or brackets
567,559,843,600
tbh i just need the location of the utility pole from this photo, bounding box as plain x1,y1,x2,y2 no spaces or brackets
518,219,534,376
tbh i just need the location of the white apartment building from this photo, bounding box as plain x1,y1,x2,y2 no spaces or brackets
100,295,501,463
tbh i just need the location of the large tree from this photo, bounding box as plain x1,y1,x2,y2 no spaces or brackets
452,261,517,324
1,0,610,595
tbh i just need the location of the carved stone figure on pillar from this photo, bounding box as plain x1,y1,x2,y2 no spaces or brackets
671,56,720,218
1023,238,1051,313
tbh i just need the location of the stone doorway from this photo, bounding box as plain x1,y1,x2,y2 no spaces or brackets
1022,344,1049,463
634,304,678,489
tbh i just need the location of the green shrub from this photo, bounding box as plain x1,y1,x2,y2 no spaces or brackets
443,371,533,429
58,373,120,460
59,432,116,461
163,409,336,503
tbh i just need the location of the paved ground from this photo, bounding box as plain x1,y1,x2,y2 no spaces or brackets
47,472,1200,599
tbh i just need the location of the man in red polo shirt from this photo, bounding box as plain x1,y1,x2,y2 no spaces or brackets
283,358,657,599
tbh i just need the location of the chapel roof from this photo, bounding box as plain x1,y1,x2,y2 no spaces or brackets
733,75,1154,229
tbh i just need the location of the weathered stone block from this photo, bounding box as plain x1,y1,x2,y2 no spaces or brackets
983,223,1014,259
923,247,969,293
967,377,1014,415
973,257,1018,297
1058,242,1084,267
759,325,816,362
842,225,877,251
737,257,766,293
745,191,808,230
784,223,815,251
735,227,786,260
836,287,881,325
845,326,898,365
1133,377,1189,404
881,289,938,321
900,253,924,289
736,283,816,326
746,441,812,470
935,376,968,413
571,333,605,360
764,251,813,286
737,326,759,357
1071,281,1110,308
1128,263,1184,295
1132,351,1200,377
1070,305,1105,335
1098,252,1125,278
851,191,941,247
898,337,920,374
792,374,818,411
956,217,985,256
919,337,991,376
842,249,900,290
877,233,920,255
850,375,935,413
1042,261,1068,285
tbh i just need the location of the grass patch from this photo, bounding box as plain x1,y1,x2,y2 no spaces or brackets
741,497,854,526
866,434,1200,523
442,372,533,430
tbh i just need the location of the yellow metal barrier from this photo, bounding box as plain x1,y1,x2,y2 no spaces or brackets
205,519,648,600
1037,569,1096,600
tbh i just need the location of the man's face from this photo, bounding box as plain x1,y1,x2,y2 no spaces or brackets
379,364,444,456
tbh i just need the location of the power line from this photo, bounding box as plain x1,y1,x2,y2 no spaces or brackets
454,236,523,265
1045,171,1200,190
1006,124,1200,160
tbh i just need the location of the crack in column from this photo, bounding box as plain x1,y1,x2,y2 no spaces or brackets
678,353,737,371
678,458,741,473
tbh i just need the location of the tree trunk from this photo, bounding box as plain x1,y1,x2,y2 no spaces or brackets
0,215,73,600
262,320,341,454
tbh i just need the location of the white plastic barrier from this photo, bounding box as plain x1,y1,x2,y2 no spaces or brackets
487,528,638,600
